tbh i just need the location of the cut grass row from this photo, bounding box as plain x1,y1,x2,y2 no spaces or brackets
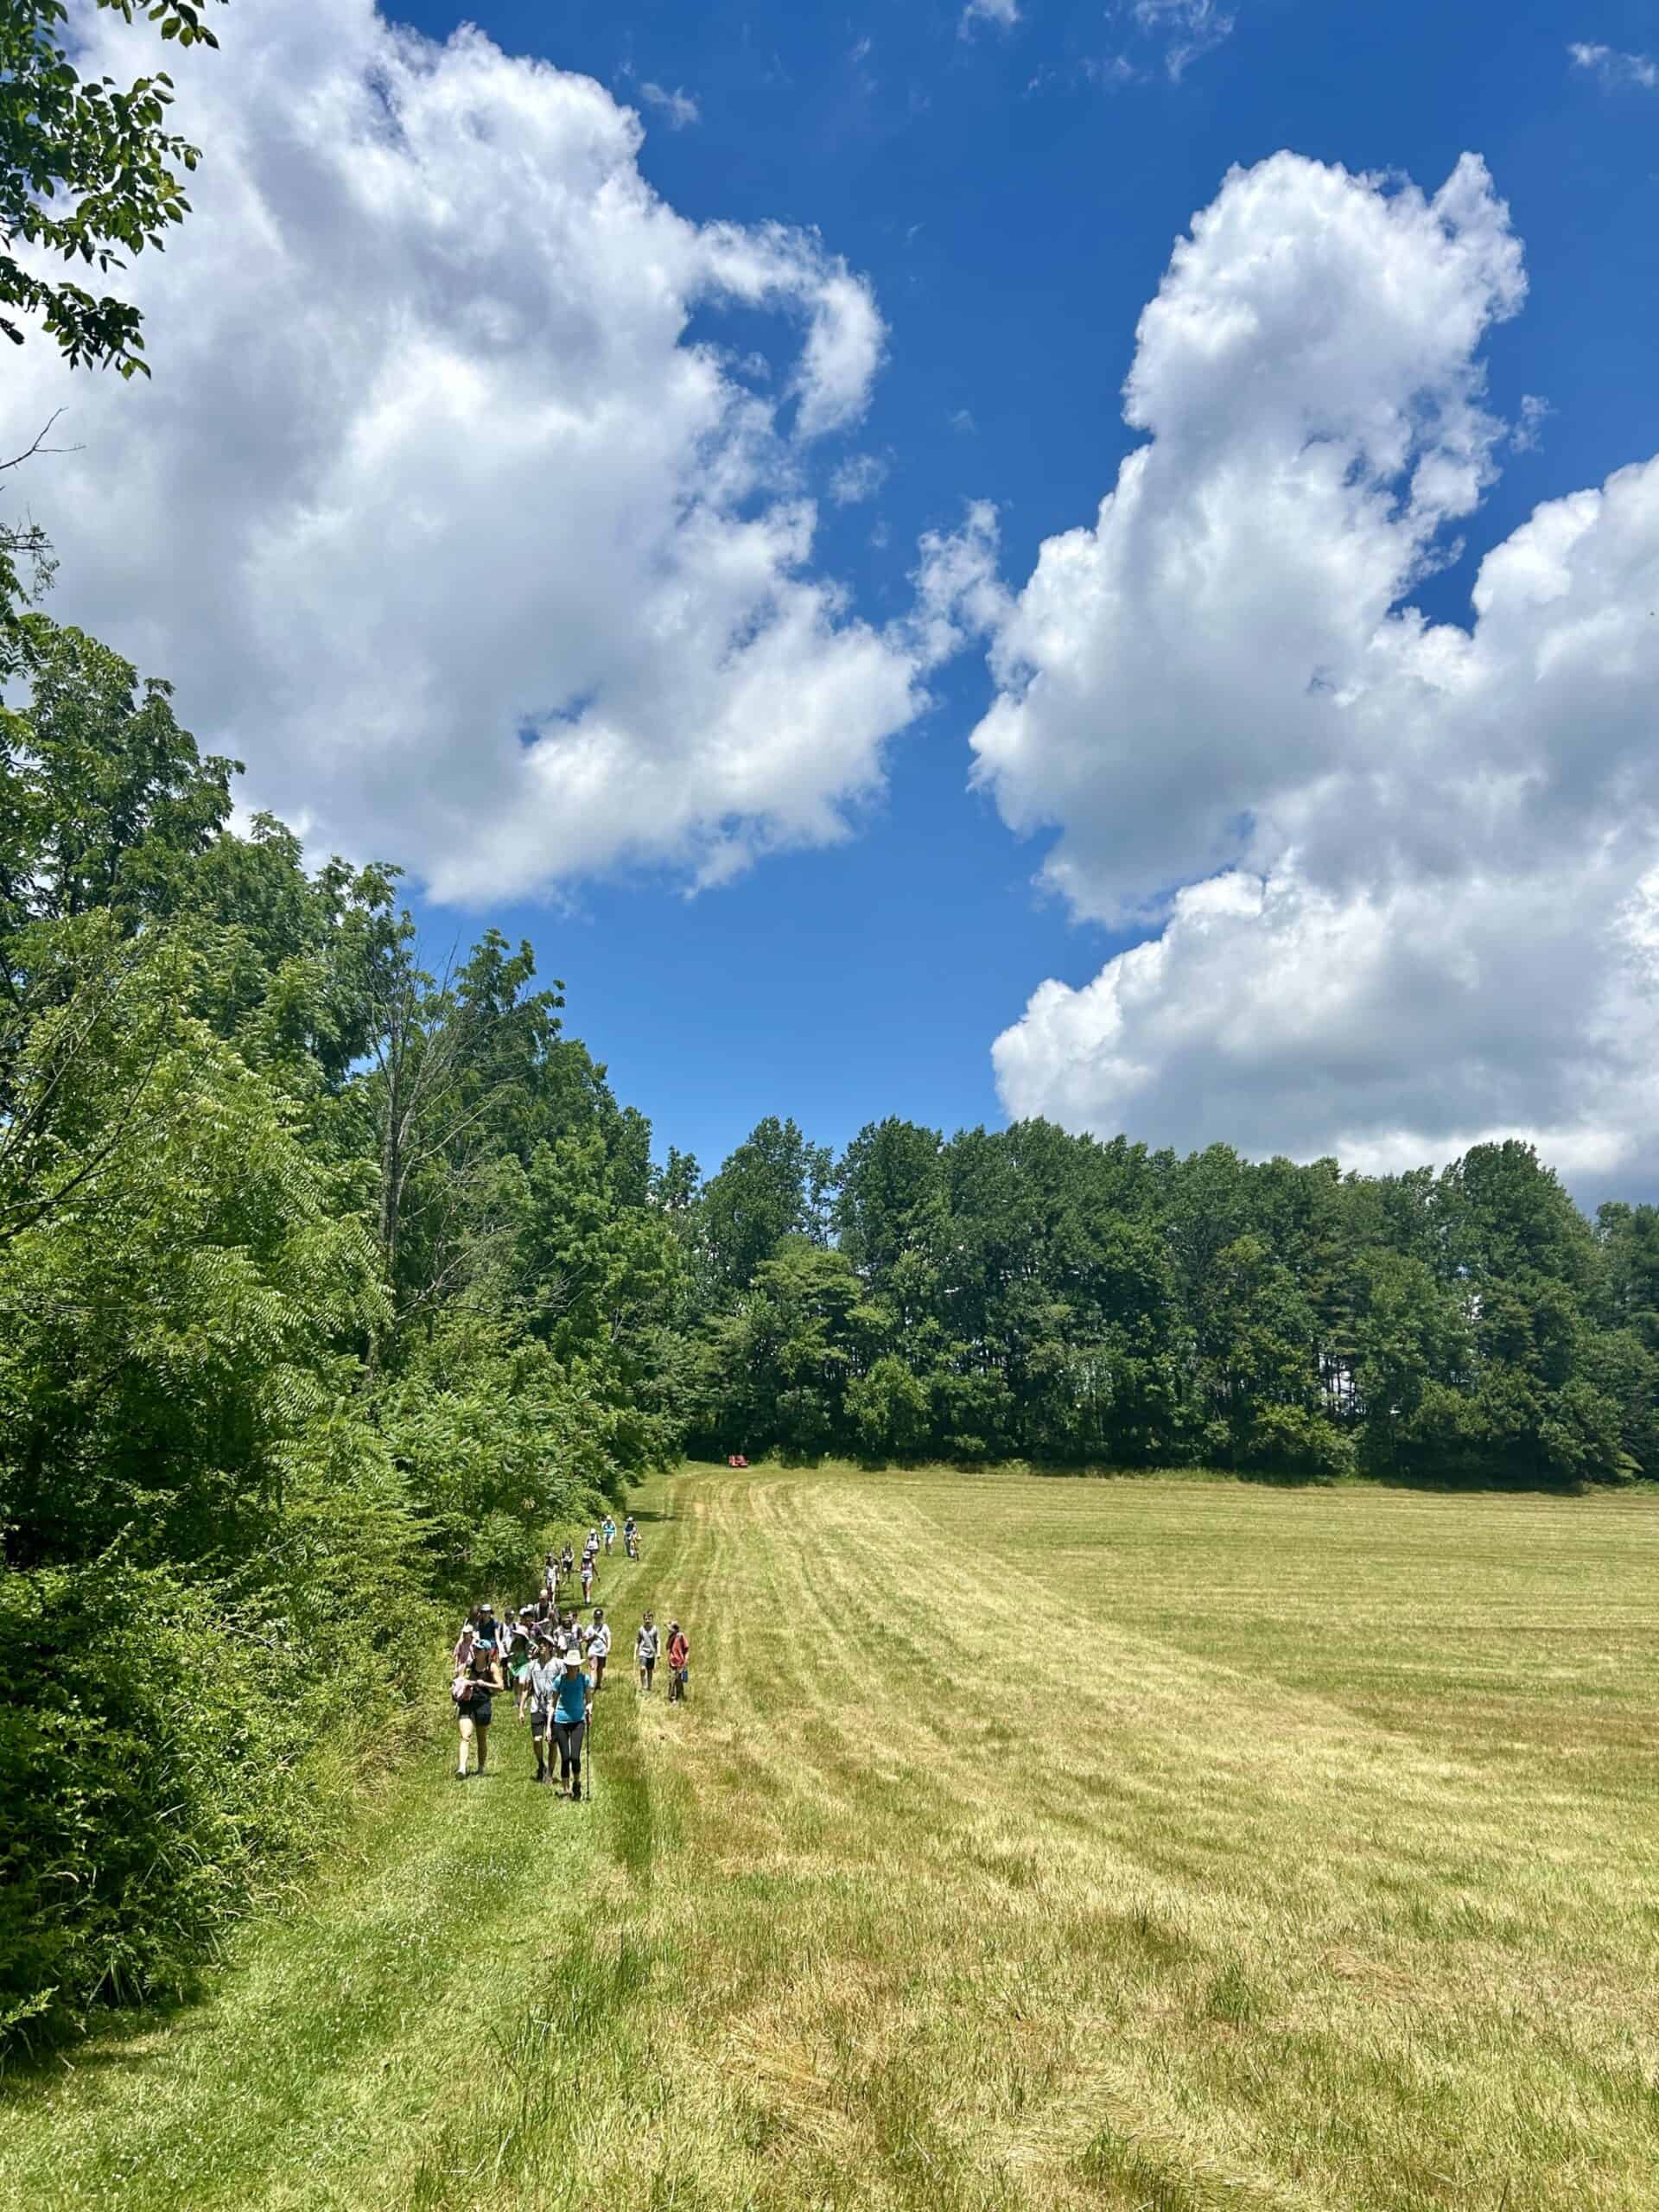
4,1464,1657,2209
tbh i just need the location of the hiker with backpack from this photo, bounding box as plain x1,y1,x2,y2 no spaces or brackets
602,1514,617,1555
521,1629,562,1785
453,1635,505,1779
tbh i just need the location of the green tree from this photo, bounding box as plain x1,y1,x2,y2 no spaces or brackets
0,0,227,377
702,1116,832,1294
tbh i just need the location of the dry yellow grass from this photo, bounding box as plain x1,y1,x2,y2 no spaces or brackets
5,1464,1658,2211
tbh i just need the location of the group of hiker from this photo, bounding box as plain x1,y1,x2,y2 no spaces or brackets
448,1512,690,1797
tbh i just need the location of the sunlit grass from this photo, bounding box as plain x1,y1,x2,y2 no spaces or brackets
5,1465,1658,2209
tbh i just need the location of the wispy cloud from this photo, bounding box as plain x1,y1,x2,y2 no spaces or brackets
961,0,1019,35
639,81,702,127
1512,393,1552,453
1568,41,1659,89
1132,0,1236,79
830,454,890,505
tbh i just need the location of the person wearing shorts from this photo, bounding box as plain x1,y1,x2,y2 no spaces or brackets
551,1646,593,1800
454,1640,503,1778
637,1611,658,1693
667,1621,690,1703
588,1607,611,1687
523,1632,560,1783
602,1515,616,1555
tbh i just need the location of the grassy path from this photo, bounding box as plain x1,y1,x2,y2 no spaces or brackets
5,1467,1659,2210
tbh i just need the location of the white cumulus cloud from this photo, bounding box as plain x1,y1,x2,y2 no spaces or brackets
3,2,925,902
969,152,1659,1192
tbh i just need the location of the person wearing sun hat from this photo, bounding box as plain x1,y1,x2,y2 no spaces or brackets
550,1642,594,1800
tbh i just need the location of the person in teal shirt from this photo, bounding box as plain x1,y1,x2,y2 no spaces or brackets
602,1513,617,1555
551,1647,593,1799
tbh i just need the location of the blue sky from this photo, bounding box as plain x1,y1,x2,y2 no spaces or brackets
394,0,1659,1178
26,0,1659,1192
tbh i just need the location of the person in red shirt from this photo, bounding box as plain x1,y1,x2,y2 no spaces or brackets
667,1621,690,1704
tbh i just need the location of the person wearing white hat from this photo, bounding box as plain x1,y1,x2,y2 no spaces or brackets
550,1643,594,1800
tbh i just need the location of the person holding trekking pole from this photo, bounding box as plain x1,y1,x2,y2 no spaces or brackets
550,1644,594,1800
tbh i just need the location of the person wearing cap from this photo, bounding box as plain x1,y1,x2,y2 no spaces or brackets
550,1643,594,1800
522,1630,561,1784
666,1620,690,1703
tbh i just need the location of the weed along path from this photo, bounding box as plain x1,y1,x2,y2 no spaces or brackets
7,1467,1659,2211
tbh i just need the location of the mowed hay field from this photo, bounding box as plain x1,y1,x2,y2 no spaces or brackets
5,1466,1659,2212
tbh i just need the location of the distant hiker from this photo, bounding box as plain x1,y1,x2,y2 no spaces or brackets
623,1515,638,1560
506,1620,533,1702
581,1553,594,1603
452,1608,480,1669
602,1514,617,1555
667,1621,690,1703
543,1551,557,1596
453,1639,504,1779
523,1630,560,1784
588,1607,611,1687
551,1646,594,1800
637,1611,659,1693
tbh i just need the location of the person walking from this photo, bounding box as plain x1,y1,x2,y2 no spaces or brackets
550,1645,594,1800
588,1606,611,1688
636,1611,659,1694
602,1513,616,1556
522,1630,560,1784
666,1620,690,1704
581,1551,595,1604
623,1515,639,1560
453,1637,504,1779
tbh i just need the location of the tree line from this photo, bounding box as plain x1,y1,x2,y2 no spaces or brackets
668,1114,1659,1487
